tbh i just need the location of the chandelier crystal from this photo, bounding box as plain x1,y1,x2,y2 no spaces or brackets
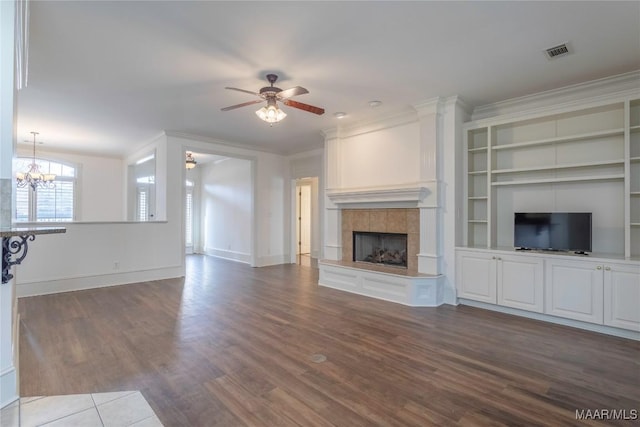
16,132,56,191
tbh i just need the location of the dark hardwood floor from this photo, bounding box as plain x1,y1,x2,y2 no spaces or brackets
19,255,640,426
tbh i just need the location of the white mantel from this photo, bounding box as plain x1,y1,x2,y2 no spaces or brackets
326,181,437,208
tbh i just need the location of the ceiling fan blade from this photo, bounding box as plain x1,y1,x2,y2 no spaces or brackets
277,86,309,100
221,99,263,111
283,99,325,115
225,87,260,96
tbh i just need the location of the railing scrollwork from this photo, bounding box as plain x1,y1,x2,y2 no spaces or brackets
2,235,36,284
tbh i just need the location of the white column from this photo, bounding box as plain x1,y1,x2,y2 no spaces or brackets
322,129,342,260
0,0,19,409
441,96,470,304
413,99,443,275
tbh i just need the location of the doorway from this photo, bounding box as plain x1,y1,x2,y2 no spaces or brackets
294,177,318,267
183,149,257,266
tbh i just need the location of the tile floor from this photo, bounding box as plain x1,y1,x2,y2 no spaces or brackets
0,391,163,427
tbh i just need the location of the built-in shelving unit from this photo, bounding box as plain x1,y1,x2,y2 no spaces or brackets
458,76,640,338
630,99,640,257
463,97,640,259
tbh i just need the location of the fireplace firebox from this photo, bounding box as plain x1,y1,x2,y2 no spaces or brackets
353,231,408,268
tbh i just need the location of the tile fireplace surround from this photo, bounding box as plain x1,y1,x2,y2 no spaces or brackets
342,208,419,272
319,204,444,307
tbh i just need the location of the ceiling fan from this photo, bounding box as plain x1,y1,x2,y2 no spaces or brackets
221,74,325,124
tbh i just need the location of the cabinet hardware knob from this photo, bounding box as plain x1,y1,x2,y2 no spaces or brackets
596,266,602,270
497,257,502,261
605,266,611,271
492,256,496,260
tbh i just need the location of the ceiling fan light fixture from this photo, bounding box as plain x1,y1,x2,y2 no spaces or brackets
256,104,286,124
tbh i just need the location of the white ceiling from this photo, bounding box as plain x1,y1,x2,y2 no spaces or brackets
16,1,640,156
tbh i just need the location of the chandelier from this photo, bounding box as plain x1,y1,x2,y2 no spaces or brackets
16,132,56,191
185,152,197,169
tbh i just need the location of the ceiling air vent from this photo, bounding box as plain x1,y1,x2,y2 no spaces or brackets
545,43,570,59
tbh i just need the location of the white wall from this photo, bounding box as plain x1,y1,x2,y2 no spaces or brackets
15,221,183,296
201,158,252,263
338,121,420,189
16,147,125,221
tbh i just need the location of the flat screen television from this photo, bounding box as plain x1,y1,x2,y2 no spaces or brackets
514,212,592,253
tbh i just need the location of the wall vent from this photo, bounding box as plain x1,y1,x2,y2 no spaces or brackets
545,43,570,59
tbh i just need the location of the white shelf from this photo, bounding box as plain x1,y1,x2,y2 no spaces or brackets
468,220,488,223
468,170,487,175
492,159,624,175
468,146,488,153
631,223,640,227
631,156,640,163
491,174,624,187
630,125,640,132
492,128,624,151
468,196,488,200
630,192,640,196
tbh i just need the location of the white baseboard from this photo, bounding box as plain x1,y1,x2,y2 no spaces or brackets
16,265,184,297
0,366,17,409
256,254,288,267
459,299,640,341
204,248,251,264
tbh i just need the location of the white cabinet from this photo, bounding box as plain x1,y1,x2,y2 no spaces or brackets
604,262,640,331
497,254,544,313
546,259,640,331
545,259,604,324
456,250,543,312
457,249,640,332
456,251,495,303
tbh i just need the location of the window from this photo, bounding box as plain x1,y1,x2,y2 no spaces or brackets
137,189,148,222
185,180,194,247
14,158,77,222
135,176,154,221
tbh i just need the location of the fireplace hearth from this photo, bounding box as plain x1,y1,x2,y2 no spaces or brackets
353,231,408,268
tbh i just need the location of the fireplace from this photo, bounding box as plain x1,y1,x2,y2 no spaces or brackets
353,231,408,268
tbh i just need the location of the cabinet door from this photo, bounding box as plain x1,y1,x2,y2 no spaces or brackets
545,259,603,324
604,263,640,331
456,251,496,303
497,254,544,313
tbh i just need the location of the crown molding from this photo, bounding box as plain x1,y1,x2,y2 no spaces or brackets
164,130,282,155
332,107,417,140
286,148,323,160
412,97,444,117
470,70,640,123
